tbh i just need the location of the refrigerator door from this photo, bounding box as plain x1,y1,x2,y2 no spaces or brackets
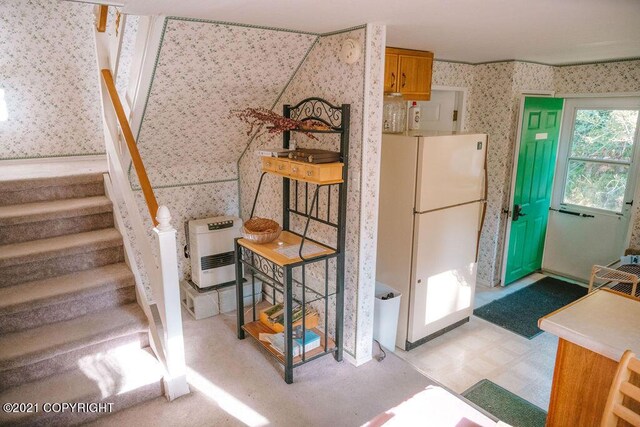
415,134,487,212
407,201,482,344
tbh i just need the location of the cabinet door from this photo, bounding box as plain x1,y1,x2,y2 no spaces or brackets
384,53,399,93
399,55,432,99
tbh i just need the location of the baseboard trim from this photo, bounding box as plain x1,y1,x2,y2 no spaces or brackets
476,278,494,288
343,350,372,367
405,317,470,351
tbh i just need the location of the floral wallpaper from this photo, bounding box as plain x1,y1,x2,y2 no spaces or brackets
555,60,640,94
135,18,318,188
129,19,320,287
238,25,385,363
466,62,516,285
355,23,386,364
0,0,104,159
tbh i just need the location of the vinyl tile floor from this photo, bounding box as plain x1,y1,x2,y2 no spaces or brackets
395,273,558,411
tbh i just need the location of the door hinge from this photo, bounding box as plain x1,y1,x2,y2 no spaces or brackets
452,110,458,121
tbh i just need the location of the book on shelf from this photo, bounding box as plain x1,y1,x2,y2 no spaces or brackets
288,148,341,164
259,303,320,333
265,330,321,357
255,148,294,158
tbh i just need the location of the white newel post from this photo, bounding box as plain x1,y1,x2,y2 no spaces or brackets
154,205,190,400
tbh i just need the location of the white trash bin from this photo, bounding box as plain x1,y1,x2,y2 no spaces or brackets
373,281,402,352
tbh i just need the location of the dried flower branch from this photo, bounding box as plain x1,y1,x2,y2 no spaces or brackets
230,107,319,140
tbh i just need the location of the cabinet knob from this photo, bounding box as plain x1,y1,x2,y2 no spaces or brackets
306,170,313,177
265,161,272,167
278,165,285,170
292,167,298,173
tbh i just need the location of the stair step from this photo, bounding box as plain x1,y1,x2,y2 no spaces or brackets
0,303,149,392
0,228,122,268
0,173,106,206
0,263,136,334
0,347,163,426
0,196,112,226
0,332,149,393
0,303,148,372
0,196,114,244
0,229,124,287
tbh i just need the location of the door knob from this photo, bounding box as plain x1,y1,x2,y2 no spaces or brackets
513,204,527,221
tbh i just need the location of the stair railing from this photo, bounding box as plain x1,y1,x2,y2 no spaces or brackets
93,6,189,400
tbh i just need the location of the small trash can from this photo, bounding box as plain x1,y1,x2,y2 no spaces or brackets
373,281,402,352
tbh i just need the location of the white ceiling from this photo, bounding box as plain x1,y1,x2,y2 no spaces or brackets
123,0,640,65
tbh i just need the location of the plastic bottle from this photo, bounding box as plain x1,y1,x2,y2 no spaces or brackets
408,101,421,130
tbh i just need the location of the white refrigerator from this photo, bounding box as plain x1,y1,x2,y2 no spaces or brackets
376,132,487,350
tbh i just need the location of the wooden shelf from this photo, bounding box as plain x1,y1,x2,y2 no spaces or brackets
242,320,336,365
237,97,348,383
238,231,335,266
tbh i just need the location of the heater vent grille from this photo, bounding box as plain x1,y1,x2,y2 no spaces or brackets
201,251,235,271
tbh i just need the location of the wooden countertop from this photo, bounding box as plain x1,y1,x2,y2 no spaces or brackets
539,289,640,362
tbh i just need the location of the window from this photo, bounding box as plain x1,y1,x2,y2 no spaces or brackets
562,108,639,213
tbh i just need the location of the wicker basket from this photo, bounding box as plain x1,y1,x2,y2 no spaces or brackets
242,217,282,244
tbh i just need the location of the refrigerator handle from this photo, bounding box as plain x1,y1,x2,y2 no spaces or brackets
476,200,487,263
476,136,489,263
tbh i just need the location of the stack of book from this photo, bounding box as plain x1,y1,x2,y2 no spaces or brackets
288,148,340,164
264,330,321,357
260,303,319,332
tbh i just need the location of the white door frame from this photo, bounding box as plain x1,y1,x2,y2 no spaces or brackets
431,85,469,132
499,91,556,287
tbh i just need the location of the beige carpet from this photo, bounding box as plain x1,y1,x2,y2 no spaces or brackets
90,309,490,427
0,172,163,425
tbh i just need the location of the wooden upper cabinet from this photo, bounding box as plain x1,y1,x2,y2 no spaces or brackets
384,53,399,93
385,47,434,101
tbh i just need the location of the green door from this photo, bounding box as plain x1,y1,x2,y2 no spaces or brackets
504,97,564,285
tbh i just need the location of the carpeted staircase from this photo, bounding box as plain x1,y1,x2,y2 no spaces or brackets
0,173,164,426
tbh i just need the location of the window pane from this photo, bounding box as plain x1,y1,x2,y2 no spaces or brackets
569,109,639,161
563,160,628,212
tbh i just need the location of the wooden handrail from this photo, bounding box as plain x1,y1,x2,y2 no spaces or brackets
101,69,159,226
95,5,108,33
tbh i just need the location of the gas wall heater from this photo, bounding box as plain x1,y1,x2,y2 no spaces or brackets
188,216,242,290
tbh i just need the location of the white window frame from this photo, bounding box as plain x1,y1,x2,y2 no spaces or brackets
553,97,640,218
